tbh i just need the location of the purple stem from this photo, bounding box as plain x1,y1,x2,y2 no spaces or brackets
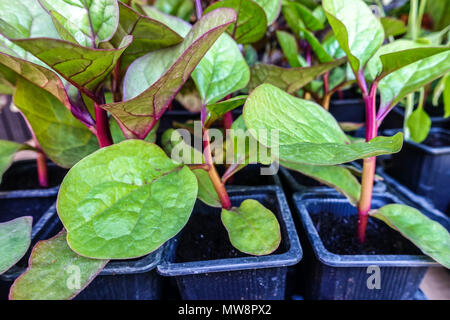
195,0,203,19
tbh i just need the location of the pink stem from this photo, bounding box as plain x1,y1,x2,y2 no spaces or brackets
195,0,202,19
95,103,113,148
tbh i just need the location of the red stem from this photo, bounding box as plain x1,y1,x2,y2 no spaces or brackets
195,0,203,19
357,79,378,243
36,151,49,188
95,102,113,148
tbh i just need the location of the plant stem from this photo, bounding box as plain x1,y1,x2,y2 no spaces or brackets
195,0,203,19
36,151,49,188
404,93,414,140
357,80,378,243
203,128,232,209
111,58,122,102
94,94,113,148
322,72,330,110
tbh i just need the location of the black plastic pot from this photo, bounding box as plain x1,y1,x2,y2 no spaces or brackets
292,191,447,300
329,98,365,124
384,128,450,215
220,163,283,187
0,96,31,143
1,205,165,300
157,186,302,300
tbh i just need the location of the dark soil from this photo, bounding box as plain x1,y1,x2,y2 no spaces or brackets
311,211,422,255
176,200,286,262
219,164,276,186
0,161,68,190
422,131,450,148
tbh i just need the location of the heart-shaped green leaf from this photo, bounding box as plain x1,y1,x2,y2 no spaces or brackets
0,216,32,275
244,84,348,145
371,204,450,268
407,107,431,143
249,59,345,93
204,0,267,44
57,140,198,259
323,0,384,74
39,0,119,47
103,2,183,70
0,0,60,64
221,199,281,255
253,0,281,25
10,36,132,101
9,230,108,300
103,8,236,139
192,34,249,104
14,78,98,168
0,140,26,181
280,161,360,206
244,84,403,165
276,31,301,67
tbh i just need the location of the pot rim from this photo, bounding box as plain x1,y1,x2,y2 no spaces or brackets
157,185,303,276
293,191,444,268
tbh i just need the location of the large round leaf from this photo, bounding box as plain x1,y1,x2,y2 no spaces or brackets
221,199,281,255
57,140,198,259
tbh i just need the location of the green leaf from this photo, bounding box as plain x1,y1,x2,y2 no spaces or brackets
444,75,450,118
192,34,250,104
299,26,333,63
0,52,71,110
380,17,407,37
154,0,194,21
249,59,345,93
142,6,191,37
0,216,32,275
14,78,98,168
253,0,281,25
0,140,25,181
243,84,403,165
278,134,403,166
161,128,204,165
378,48,450,111
407,107,431,143
221,199,281,255
57,140,198,259
10,36,132,100
9,230,108,300
276,31,301,67
193,169,221,208
322,35,346,59
371,204,450,268
39,0,119,47
366,40,450,81
103,8,236,139
102,2,183,71
280,161,360,206
282,3,304,36
206,95,247,125
204,0,267,45
426,0,450,31
244,84,348,145
290,2,324,31
0,0,60,64
323,0,384,74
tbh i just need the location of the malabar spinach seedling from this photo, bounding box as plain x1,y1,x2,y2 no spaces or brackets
243,0,450,268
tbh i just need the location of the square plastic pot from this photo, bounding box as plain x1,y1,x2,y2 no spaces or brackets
292,191,446,300
384,128,450,215
1,204,165,300
157,186,302,300
381,107,450,131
